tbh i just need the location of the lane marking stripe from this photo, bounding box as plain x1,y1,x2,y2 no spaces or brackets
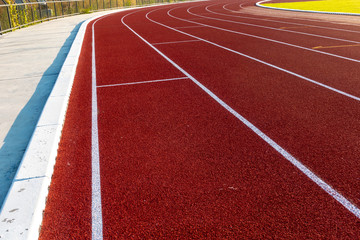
122,8,360,219
164,8,360,101
183,6,360,63
97,77,189,88
313,44,360,49
152,39,201,45
202,5,360,44
92,17,104,240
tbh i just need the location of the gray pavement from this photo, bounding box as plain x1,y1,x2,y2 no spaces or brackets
0,12,107,206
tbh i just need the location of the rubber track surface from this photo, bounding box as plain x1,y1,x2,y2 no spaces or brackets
40,0,360,238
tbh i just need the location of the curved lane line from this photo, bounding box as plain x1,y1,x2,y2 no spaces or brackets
160,7,360,101
121,7,360,219
92,16,105,240
182,5,360,63
188,4,360,44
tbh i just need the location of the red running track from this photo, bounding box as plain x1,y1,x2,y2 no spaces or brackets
40,0,360,239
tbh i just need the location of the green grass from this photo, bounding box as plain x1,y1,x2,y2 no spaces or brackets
261,0,360,14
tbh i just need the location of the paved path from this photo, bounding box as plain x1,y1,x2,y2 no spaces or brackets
0,11,109,206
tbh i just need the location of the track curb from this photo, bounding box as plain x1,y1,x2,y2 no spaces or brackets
256,0,360,17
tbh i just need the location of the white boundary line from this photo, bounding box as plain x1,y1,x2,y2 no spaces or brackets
183,5,360,63
92,17,104,240
163,7,360,101
122,8,360,219
188,4,360,44
256,0,360,17
0,1,205,239
97,77,189,88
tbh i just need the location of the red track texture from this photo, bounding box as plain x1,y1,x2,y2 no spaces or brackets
40,0,360,239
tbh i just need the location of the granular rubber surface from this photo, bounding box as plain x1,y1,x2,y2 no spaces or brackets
40,0,360,238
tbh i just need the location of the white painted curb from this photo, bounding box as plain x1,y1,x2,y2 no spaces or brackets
256,0,360,17
0,1,204,239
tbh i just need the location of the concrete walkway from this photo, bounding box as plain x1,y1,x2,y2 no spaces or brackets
0,12,108,206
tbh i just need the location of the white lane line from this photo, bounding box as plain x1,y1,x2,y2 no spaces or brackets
162,7,360,101
152,39,201,45
122,8,360,219
197,5,360,44
97,77,189,88
218,2,360,34
183,6,360,63
193,4,360,44
184,6,360,63
92,17,104,240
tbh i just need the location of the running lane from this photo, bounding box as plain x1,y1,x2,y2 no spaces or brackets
164,6,360,96
145,2,360,211
40,0,360,239
189,2,360,61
